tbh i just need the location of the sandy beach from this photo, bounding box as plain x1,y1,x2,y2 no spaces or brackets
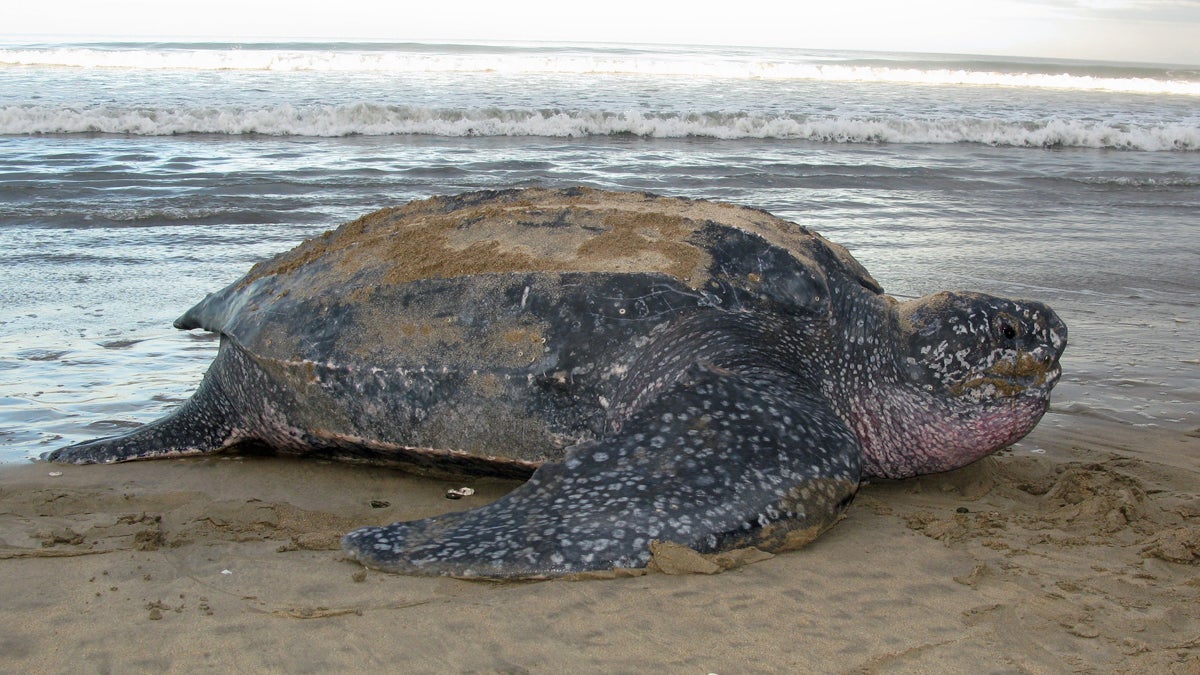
1,416,1196,673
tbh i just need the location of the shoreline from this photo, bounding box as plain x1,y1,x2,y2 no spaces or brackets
2,417,1197,671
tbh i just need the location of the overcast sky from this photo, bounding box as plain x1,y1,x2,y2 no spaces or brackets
4,0,1199,65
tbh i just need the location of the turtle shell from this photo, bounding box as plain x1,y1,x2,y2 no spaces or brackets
172,187,882,467
179,187,879,360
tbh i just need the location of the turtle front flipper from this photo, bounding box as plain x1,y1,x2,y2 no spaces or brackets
342,364,862,579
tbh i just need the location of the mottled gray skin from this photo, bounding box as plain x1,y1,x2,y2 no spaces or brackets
46,187,1066,579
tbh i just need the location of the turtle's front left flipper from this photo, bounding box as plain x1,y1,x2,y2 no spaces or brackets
342,364,862,579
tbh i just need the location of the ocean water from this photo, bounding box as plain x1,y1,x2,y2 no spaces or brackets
1,41,1198,463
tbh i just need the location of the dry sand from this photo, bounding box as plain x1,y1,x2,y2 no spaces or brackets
2,416,1198,673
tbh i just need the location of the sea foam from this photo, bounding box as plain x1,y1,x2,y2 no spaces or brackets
3,104,1196,151
3,44,1198,96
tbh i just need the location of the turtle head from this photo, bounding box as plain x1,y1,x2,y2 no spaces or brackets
899,291,1066,401
865,291,1067,478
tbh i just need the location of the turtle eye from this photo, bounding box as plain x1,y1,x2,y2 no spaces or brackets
994,314,1020,341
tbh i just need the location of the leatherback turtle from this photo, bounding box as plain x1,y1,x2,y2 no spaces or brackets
47,187,1066,579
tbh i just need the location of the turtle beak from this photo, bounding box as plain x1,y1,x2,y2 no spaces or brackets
999,302,1067,395
1047,307,1068,361
1037,304,1067,386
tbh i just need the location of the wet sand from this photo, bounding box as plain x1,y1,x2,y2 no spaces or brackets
2,416,1198,673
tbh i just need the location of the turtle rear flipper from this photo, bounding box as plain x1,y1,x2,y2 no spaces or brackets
342,364,862,579
44,341,252,464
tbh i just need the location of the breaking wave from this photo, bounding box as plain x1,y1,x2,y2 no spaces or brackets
2,103,1196,150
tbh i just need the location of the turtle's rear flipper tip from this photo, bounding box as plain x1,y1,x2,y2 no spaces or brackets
43,430,215,464
44,349,255,465
44,386,245,465
43,436,126,464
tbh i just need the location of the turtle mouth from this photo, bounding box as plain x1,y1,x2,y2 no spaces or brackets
999,361,1061,396
953,354,1062,400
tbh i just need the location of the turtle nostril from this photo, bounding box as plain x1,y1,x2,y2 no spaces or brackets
1034,344,1059,366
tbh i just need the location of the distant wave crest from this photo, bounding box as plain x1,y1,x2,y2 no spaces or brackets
3,46,1199,96
2,104,1196,151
